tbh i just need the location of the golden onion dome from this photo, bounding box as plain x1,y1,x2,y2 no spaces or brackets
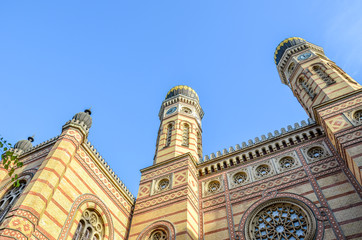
274,37,306,65
165,85,199,101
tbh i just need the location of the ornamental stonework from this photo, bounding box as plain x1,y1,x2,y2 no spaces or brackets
227,168,251,189
300,141,331,163
250,160,276,181
202,175,224,197
272,151,301,173
151,173,173,195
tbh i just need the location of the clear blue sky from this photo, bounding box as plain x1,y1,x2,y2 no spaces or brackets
1,1,361,196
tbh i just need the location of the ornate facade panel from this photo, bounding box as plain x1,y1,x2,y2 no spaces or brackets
300,141,332,163
202,175,224,197
272,150,301,173
250,159,276,181
227,167,251,189
151,173,173,195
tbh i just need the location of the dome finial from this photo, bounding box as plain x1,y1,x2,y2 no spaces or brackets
28,135,35,143
84,107,92,115
72,108,93,129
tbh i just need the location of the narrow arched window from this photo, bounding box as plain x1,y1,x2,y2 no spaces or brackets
0,180,27,223
299,77,315,99
197,131,202,158
72,209,104,240
165,124,173,147
313,65,335,85
182,124,189,147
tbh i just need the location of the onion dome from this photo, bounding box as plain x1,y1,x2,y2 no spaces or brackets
73,109,92,129
165,85,199,101
274,37,306,65
14,136,34,152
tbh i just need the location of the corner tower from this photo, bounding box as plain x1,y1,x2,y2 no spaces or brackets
275,37,361,119
154,85,204,164
275,37,362,185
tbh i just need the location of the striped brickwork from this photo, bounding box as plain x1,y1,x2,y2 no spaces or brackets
155,104,201,164
0,124,134,239
197,134,362,240
314,91,362,186
129,154,200,240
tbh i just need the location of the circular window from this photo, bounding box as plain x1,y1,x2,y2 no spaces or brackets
255,165,270,177
208,180,221,193
150,229,168,240
158,179,170,191
233,172,247,184
245,199,316,240
307,147,324,159
279,157,295,169
353,110,362,123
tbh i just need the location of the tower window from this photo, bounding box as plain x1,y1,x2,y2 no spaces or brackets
182,124,190,147
299,77,315,99
287,62,295,75
72,210,104,240
165,124,173,147
197,131,202,158
313,65,335,85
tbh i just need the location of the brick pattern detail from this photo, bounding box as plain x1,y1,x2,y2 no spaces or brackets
325,115,352,132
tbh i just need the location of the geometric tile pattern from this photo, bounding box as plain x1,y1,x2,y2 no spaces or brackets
325,115,352,133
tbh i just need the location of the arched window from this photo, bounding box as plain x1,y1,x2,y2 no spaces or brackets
197,131,202,158
165,124,173,147
313,65,335,85
73,209,104,240
0,180,27,223
182,124,189,147
148,229,168,240
287,62,295,75
299,77,315,99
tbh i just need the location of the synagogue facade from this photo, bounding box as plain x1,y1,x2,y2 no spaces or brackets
0,37,361,240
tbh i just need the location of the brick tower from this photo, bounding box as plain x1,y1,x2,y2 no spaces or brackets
275,37,362,184
128,85,203,239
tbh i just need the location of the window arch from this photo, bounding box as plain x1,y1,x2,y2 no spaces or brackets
287,62,295,75
165,124,173,147
298,76,315,99
72,209,104,240
313,65,335,85
181,123,189,147
0,180,27,223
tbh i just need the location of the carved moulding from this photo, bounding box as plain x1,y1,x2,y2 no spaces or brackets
237,192,325,240
343,107,362,126
272,151,301,173
250,159,276,181
151,173,173,196
202,175,224,197
300,141,331,163
227,168,251,189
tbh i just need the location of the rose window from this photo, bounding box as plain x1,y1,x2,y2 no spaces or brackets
247,201,315,240
353,110,362,124
208,180,221,193
233,172,247,184
158,179,170,191
149,229,168,240
279,157,295,169
255,165,271,177
72,210,103,240
307,147,324,159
